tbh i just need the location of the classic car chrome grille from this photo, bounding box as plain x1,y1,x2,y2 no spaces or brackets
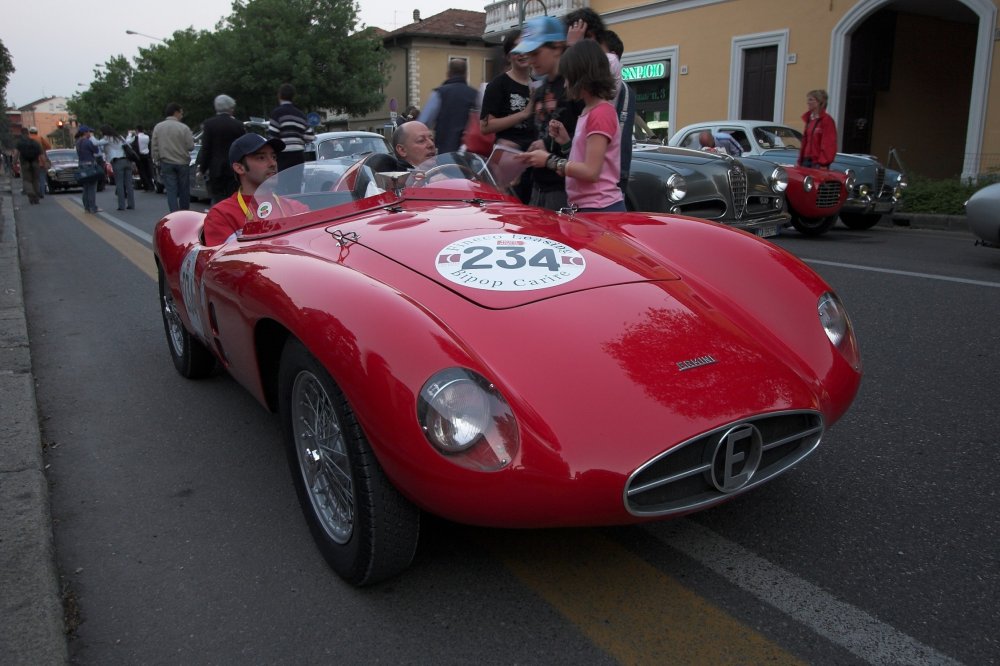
816,181,842,208
728,167,747,219
624,411,823,516
875,167,885,195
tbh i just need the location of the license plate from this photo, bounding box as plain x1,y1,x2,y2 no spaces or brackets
754,225,778,238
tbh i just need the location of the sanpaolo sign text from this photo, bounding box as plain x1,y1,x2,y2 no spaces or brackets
622,62,667,82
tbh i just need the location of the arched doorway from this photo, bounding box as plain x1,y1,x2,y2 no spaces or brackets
830,0,995,180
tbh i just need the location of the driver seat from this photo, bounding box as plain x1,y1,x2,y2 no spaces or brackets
353,153,402,199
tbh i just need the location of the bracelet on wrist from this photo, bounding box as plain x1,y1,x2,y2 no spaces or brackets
546,153,559,171
556,159,568,177
560,142,571,154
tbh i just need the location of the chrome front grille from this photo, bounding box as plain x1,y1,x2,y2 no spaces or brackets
728,166,747,219
624,411,823,516
875,167,885,195
816,181,842,208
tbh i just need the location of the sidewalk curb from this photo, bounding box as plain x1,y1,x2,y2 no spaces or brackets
0,176,70,664
884,212,969,232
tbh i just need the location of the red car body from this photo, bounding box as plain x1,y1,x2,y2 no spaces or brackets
154,154,862,584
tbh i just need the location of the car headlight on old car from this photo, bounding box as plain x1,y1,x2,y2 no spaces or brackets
895,173,908,189
666,174,687,202
770,166,788,193
802,175,814,192
818,292,861,370
844,169,856,191
418,368,519,472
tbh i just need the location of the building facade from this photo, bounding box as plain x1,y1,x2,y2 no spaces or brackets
484,0,999,180
348,9,500,135
17,97,73,148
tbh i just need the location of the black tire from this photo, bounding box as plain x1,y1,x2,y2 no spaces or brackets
158,266,216,378
790,213,838,236
839,212,882,230
278,338,420,586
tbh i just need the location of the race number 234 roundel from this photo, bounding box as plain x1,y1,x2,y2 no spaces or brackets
436,234,587,292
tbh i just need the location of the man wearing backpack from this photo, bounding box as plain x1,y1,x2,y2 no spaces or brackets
16,128,43,205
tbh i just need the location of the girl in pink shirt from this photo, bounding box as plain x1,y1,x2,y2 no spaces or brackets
519,40,624,212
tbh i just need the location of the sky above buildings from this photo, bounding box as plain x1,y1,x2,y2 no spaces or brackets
4,0,486,108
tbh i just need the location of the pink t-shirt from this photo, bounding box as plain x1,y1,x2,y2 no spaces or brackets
565,101,623,210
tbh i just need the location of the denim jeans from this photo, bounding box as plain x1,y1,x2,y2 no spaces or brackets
112,158,135,209
160,161,190,212
81,178,98,212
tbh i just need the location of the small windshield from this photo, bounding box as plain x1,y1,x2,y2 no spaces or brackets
247,151,503,223
47,149,77,162
752,126,803,150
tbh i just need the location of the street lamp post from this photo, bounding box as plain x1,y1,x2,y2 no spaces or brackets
125,29,166,43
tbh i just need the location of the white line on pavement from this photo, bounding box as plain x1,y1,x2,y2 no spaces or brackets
659,520,963,665
804,258,1000,289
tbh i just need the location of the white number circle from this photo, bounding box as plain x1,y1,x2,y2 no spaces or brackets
435,234,586,292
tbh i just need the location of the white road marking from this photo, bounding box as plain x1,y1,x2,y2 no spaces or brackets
659,520,963,665
804,258,1000,289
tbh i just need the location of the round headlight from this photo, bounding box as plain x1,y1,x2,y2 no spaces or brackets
818,292,861,369
858,184,870,197
896,174,908,189
417,368,518,471
770,166,788,193
802,175,814,192
666,174,687,202
844,169,856,191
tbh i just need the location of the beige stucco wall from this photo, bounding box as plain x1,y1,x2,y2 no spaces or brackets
595,0,1000,177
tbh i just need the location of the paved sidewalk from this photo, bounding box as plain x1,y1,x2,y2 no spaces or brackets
0,175,69,664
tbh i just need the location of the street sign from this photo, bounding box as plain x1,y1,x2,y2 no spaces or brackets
306,112,321,127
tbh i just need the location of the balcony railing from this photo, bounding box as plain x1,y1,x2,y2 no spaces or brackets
484,0,589,40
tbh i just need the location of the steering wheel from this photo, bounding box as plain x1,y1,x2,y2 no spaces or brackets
418,163,479,184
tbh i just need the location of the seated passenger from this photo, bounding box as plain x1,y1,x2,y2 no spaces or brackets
202,134,308,245
714,131,743,157
390,121,437,170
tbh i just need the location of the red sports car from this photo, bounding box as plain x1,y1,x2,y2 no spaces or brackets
154,153,862,585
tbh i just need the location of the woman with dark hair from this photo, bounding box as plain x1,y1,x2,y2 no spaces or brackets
798,89,838,169
97,124,136,210
519,39,624,212
75,126,102,214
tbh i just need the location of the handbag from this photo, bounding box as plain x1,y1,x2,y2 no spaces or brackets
462,110,495,157
75,162,101,183
122,141,140,163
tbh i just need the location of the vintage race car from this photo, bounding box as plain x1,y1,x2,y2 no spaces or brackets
627,145,791,239
672,120,905,232
965,182,1000,248
154,152,862,586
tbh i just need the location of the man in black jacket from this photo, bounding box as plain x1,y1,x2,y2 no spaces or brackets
419,59,477,154
198,94,246,204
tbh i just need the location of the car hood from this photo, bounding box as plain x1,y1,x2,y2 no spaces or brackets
339,198,683,309
633,145,734,167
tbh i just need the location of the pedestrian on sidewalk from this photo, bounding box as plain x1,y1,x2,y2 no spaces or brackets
15,128,43,205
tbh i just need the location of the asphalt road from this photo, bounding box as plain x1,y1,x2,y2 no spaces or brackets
10,182,1000,665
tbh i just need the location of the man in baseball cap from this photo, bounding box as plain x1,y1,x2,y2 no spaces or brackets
202,133,306,245
511,15,566,54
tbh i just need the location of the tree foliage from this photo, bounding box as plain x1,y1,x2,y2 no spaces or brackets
0,38,14,149
66,0,388,133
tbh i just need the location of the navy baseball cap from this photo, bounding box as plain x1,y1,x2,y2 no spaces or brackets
511,16,566,54
229,133,285,164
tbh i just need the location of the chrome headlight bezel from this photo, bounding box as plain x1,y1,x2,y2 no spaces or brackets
666,173,687,202
818,292,861,370
802,175,814,193
770,166,788,193
844,169,856,191
895,173,908,189
417,368,519,472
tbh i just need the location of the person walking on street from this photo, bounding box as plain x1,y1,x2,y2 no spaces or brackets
75,126,102,213
152,103,195,211
28,127,51,197
799,89,838,169
133,125,154,191
267,83,314,194
96,124,136,211
419,59,478,154
16,128,43,205
198,94,246,204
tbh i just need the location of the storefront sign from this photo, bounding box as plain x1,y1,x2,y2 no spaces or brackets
622,61,667,82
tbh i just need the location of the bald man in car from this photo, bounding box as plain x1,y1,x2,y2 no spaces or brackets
391,121,437,169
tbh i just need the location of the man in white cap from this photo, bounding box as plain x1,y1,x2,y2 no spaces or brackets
202,133,307,245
